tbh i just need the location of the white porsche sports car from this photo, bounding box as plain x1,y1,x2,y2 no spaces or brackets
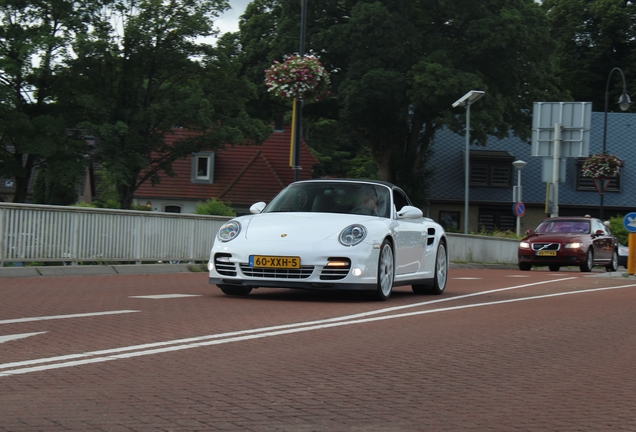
208,179,448,300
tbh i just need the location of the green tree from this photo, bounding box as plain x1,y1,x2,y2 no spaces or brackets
58,0,270,209
236,0,564,205
543,0,636,110
0,0,90,203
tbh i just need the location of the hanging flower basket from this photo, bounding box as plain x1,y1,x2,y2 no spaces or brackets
581,153,623,179
264,54,330,101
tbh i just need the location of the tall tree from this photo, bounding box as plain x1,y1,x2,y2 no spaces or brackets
59,0,270,209
0,0,90,202
237,0,565,204
543,0,636,111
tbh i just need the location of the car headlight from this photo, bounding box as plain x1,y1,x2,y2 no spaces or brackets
339,225,367,246
519,241,530,249
218,221,241,242
565,242,582,249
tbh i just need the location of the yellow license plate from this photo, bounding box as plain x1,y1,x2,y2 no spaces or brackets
537,250,557,256
250,255,300,268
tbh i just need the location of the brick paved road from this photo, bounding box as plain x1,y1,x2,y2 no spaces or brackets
1,269,635,431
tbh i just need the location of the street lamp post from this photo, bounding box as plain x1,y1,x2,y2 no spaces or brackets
292,0,308,182
512,160,527,237
453,90,485,234
600,67,631,219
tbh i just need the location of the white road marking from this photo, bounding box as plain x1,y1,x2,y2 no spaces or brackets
506,275,530,278
4,277,634,378
0,310,139,325
453,277,482,280
0,332,47,344
129,294,202,299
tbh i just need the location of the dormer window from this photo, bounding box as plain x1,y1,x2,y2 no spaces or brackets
191,152,214,184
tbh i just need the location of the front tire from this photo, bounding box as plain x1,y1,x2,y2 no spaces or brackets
606,249,619,272
519,262,532,271
580,249,594,272
218,285,253,296
374,240,394,301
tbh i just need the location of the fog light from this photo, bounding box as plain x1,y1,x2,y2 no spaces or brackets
207,261,214,271
352,268,362,276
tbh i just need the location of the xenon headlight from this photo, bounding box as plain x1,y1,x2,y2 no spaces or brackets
339,224,367,246
218,220,241,242
565,242,582,249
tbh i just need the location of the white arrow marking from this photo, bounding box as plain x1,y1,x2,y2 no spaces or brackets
628,215,636,229
0,332,47,344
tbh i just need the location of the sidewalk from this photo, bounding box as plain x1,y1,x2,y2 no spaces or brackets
1,261,630,278
0,263,202,278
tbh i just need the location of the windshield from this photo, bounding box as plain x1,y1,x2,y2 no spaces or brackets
263,182,392,218
534,220,590,234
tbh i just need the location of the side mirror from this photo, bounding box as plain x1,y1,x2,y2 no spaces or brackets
594,229,605,236
525,229,533,235
250,202,266,214
397,205,423,219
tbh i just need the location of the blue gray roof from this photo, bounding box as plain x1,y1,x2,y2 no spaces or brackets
427,111,636,208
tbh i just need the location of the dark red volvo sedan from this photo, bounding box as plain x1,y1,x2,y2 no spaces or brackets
518,217,618,272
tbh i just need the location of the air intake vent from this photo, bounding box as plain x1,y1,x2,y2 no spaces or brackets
214,253,237,276
320,258,351,280
239,265,314,279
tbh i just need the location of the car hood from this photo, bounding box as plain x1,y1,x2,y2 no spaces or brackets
524,233,588,243
243,212,375,242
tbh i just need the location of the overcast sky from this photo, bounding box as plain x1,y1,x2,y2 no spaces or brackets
216,0,251,34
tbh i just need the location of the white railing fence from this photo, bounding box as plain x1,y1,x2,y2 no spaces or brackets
0,203,230,266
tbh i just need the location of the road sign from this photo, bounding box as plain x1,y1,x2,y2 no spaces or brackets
513,202,526,217
623,213,636,233
531,102,592,157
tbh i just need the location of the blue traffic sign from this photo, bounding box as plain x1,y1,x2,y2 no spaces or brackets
624,212,636,233
513,202,526,217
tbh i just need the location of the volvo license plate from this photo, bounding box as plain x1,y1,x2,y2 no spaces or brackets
537,250,557,256
249,255,300,268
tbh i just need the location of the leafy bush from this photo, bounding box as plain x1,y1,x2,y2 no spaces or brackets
608,215,628,245
194,199,236,217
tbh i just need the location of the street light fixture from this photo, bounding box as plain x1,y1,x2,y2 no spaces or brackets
512,160,527,237
453,90,485,234
600,67,631,219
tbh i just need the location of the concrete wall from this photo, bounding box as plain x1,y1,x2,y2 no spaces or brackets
447,233,518,264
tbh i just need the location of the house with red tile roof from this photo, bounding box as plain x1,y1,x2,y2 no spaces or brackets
133,125,320,214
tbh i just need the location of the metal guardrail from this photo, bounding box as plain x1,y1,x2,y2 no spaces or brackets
0,203,230,266
0,203,519,267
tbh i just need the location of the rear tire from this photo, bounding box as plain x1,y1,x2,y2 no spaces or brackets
218,285,253,296
548,265,561,272
580,249,594,272
374,240,394,301
412,240,448,295
606,249,618,272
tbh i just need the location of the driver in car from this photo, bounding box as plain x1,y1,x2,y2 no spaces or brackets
352,185,379,216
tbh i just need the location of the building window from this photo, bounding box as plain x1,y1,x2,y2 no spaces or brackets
191,152,215,184
439,211,460,232
469,151,514,187
575,158,621,192
274,114,285,132
164,205,181,213
478,208,516,233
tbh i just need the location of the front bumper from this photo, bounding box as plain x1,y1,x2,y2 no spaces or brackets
518,250,586,266
208,241,382,291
